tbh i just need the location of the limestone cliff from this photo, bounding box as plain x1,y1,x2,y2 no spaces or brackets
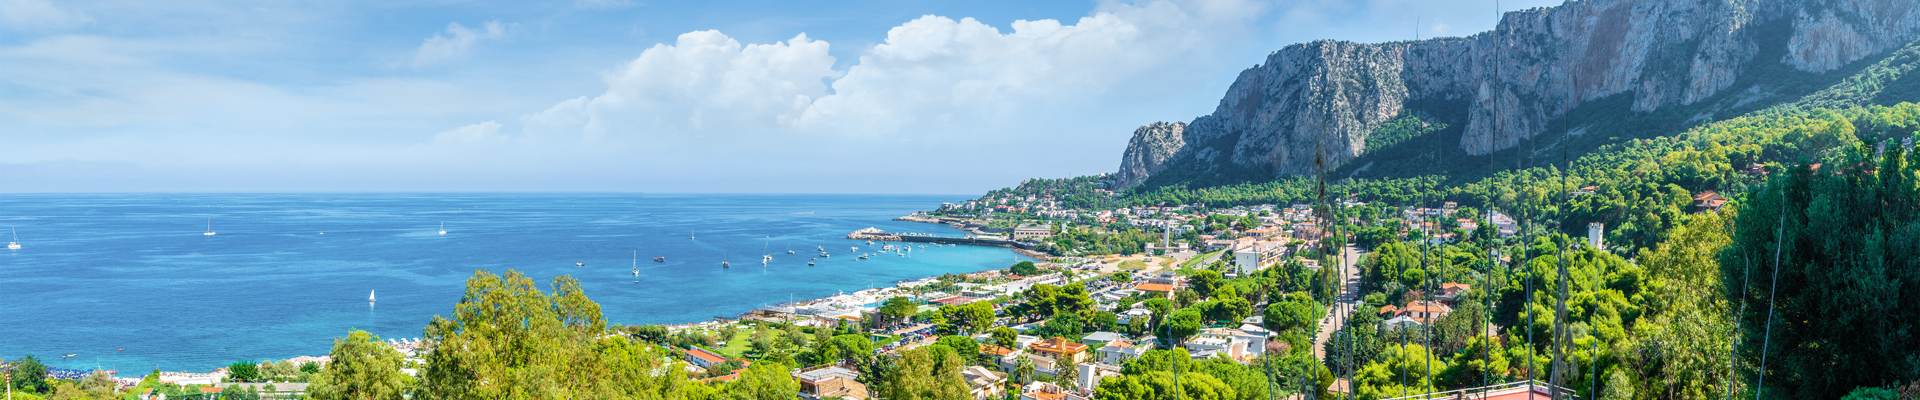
1112,0,1920,188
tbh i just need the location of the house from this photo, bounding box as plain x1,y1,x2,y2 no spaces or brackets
795,366,866,400
682,346,726,368
1437,283,1471,303
999,352,1059,377
1013,225,1055,240
1693,191,1729,212
1073,363,1123,397
1019,381,1074,400
1182,327,1270,363
1132,283,1175,298
1095,339,1153,365
1380,300,1454,324
1080,332,1126,348
1382,315,1423,329
1116,307,1153,325
1029,337,1090,364
962,366,1008,400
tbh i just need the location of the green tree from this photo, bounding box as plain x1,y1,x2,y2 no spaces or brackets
414,270,617,398
7,354,48,393
876,347,971,400
1263,292,1325,337
991,327,1018,349
721,360,798,400
1190,271,1223,298
227,360,261,382
879,297,918,326
940,302,996,335
310,330,408,400
1161,308,1204,345
935,336,981,362
1010,261,1042,276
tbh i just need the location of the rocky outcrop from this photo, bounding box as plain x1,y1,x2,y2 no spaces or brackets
1111,0,1920,189
1113,122,1189,189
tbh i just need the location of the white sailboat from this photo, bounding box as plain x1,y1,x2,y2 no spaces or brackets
438,222,447,235
369,290,376,302
632,250,640,283
8,227,20,250
203,219,217,236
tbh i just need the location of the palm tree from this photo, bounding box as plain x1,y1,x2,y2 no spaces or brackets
1014,356,1036,385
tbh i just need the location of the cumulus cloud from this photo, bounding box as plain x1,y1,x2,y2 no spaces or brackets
0,0,92,30
521,30,838,140
412,21,510,68
432,121,508,146
518,0,1263,142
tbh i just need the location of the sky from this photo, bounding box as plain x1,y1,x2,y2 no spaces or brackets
0,0,1564,194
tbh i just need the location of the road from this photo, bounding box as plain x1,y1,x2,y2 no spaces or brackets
1311,245,1363,360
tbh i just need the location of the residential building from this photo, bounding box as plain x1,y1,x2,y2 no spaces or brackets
1029,336,1090,364
1232,240,1285,274
795,366,867,400
1095,339,1153,365
962,366,1008,400
1380,300,1454,324
1080,332,1125,348
999,352,1059,377
1074,363,1123,397
1438,283,1472,303
682,347,726,368
1019,381,1079,400
1693,191,1729,212
1181,327,1269,363
1588,222,1605,249
1014,225,1055,240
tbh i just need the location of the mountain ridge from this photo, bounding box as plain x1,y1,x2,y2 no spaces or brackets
1111,0,1920,189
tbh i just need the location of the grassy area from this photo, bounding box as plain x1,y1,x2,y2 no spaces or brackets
1179,250,1225,269
711,326,754,358
1118,260,1147,270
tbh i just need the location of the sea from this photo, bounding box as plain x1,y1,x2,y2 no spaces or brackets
0,193,1031,372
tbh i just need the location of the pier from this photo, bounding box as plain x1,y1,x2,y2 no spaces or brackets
847,227,1036,250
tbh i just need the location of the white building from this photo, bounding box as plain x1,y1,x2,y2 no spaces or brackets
1232,240,1286,274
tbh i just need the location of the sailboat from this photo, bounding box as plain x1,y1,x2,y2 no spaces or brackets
369,290,376,302
632,250,640,283
8,227,19,250
203,219,217,236
690,231,696,240
439,222,447,235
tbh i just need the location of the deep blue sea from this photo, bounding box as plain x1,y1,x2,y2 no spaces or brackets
0,193,1028,372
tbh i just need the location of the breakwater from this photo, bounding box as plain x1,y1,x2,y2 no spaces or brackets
847,227,1036,250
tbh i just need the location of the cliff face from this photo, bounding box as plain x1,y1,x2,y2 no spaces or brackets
1112,0,1920,188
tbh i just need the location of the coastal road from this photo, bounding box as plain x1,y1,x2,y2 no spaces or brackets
1311,245,1362,361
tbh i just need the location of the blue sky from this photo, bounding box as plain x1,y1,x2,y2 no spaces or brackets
0,0,1560,193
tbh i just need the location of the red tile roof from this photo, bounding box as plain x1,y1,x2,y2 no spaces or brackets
685,347,726,364
1134,283,1174,292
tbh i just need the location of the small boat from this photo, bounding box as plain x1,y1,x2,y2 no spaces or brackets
722,261,730,268
576,262,586,266
807,261,814,266
866,240,874,245
8,227,19,250
632,251,640,283
369,290,376,302
203,219,217,236
438,222,447,235
61,354,76,359
690,230,696,240
786,250,795,254
654,257,666,262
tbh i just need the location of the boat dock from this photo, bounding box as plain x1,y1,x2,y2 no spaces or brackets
847,227,1036,250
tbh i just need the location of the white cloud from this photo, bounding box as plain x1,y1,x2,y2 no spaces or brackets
432,121,508,146
519,0,1262,141
412,21,510,68
521,30,839,140
0,0,92,30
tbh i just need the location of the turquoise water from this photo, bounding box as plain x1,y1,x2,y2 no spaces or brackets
0,193,1027,372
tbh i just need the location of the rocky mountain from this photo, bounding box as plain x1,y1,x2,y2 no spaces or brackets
1111,0,1920,189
